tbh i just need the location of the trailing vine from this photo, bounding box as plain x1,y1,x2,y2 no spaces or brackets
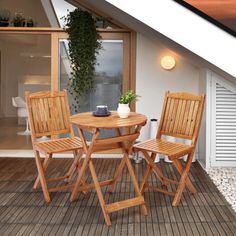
64,9,102,111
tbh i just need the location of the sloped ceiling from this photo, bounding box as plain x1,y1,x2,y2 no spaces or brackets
105,0,236,78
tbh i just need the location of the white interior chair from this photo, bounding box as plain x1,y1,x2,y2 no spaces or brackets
12,97,31,135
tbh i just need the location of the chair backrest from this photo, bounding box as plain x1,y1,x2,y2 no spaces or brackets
157,91,205,145
25,90,72,141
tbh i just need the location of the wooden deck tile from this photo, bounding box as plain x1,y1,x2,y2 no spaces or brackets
0,158,235,235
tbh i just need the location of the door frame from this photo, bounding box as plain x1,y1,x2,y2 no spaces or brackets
0,28,136,107
51,29,136,109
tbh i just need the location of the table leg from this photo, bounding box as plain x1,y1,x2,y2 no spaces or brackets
124,153,148,215
89,160,111,225
70,155,89,202
109,126,140,193
108,156,126,193
70,129,99,202
70,124,148,225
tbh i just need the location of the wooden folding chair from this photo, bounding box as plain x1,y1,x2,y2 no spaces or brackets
134,91,205,206
25,90,85,203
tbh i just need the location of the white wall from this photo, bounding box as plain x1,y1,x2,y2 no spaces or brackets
0,0,51,118
0,35,51,117
136,33,200,140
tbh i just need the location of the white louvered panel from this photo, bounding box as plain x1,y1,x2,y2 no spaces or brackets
215,83,236,162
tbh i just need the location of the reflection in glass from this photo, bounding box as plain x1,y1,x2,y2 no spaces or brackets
60,39,123,113
59,39,123,139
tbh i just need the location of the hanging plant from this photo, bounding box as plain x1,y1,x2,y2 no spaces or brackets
64,9,102,111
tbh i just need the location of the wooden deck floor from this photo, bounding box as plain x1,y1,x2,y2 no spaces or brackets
0,158,235,235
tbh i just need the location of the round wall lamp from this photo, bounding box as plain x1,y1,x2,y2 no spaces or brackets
161,55,176,70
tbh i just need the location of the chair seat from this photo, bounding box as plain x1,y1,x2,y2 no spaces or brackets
35,137,83,154
134,139,194,159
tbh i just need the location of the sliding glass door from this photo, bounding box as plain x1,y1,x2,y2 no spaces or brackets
57,32,131,115
54,31,132,140
59,39,123,114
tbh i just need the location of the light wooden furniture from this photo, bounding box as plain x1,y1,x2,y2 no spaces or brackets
25,90,85,203
70,111,148,225
134,91,205,206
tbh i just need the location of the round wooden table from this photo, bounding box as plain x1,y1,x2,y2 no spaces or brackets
70,111,148,225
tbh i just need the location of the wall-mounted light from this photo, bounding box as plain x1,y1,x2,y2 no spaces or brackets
161,55,176,70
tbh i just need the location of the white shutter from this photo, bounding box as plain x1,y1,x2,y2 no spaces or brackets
213,81,236,166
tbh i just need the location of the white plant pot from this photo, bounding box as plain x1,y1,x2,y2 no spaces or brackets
117,103,130,118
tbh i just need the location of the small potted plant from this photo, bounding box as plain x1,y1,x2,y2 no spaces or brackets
26,17,34,27
117,90,140,118
0,9,10,27
13,13,25,27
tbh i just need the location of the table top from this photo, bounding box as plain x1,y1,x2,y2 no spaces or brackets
70,111,147,129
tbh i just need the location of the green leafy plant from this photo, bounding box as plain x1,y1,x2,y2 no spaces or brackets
0,9,10,26
26,17,34,27
119,90,140,104
13,13,25,27
0,9,10,21
64,8,102,111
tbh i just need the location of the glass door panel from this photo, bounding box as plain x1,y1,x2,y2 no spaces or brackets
59,38,124,140
0,34,51,150
59,39,123,113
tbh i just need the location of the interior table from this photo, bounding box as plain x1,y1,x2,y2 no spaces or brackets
70,111,148,225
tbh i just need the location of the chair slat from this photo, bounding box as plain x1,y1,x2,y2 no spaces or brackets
176,100,186,134
189,101,199,136
43,98,51,132
39,98,47,132
162,98,171,131
185,100,195,135
31,99,39,134
26,91,71,138
173,99,183,134
169,98,179,133
165,98,174,132
180,100,191,136
60,96,69,130
159,92,205,139
56,97,64,130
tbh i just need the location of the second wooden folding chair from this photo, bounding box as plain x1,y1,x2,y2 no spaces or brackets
134,91,205,206
25,90,85,203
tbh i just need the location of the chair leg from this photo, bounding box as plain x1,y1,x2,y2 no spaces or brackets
140,152,157,194
64,149,83,183
172,155,197,194
33,153,52,189
172,152,194,206
34,151,50,203
142,151,169,185
140,165,152,194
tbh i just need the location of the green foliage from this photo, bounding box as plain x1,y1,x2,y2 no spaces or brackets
64,8,102,112
119,90,140,104
26,17,34,26
0,9,10,21
13,13,25,26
